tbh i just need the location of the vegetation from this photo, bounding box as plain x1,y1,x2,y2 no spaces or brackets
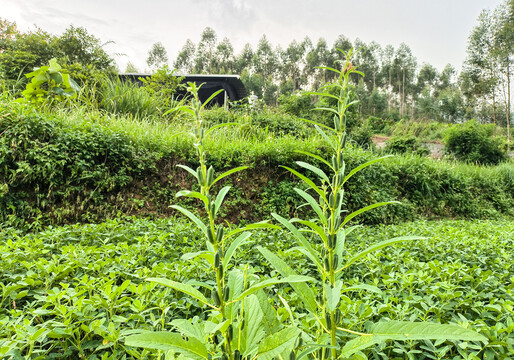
0,2,513,359
0,219,512,359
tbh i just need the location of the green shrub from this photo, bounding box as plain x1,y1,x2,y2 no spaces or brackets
277,91,314,118
385,135,429,156
445,120,507,165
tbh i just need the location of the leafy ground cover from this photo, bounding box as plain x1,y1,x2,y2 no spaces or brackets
0,218,512,359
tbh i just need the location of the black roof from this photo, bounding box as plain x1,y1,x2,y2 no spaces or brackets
119,73,247,104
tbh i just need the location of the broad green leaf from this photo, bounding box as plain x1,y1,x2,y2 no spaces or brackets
48,58,61,73
170,205,207,236
176,164,198,180
341,202,399,227
125,331,208,360
370,320,488,342
294,188,327,226
297,220,327,243
211,166,248,187
181,250,214,266
146,278,214,309
325,281,343,313
338,236,423,272
223,231,252,269
342,156,391,185
339,334,379,359
214,186,231,216
256,290,280,334
257,327,300,360
235,275,314,301
296,161,330,183
314,107,341,117
241,294,265,356
298,118,336,133
171,319,205,341
278,294,295,326
227,269,244,320
257,247,318,314
175,191,209,207
282,166,325,199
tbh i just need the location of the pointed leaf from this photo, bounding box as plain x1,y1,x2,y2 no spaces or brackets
211,166,248,187
339,334,379,359
282,166,325,200
338,236,424,272
125,331,208,360
295,150,333,169
257,327,300,360
147,278,214,309
170,205,207,236
201,88,224,110
214,186,231,216
341,202,399,227
294,188,327,226
370,320,488,342
257,247,318,314
176,191,209,207
223,231,252,269
204,122,238,137
341,284,382,295
343,156,391,185
235,275,314,301
325,281,343,313
176,164,198,180
242,294,265,356
296,161,330,183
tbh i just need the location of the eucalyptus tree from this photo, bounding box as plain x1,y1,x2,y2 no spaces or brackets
174,39,196,73
305,37,332,89
234,43,254,74
195,27,218,73
392,43,417,117
280,38,311,92
353,39,382,91
213,37,235,73
146,42,169,70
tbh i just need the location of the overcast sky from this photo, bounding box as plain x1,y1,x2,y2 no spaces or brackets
1,0,505,73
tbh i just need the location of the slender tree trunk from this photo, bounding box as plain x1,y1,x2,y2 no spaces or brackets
507,62,511,146
402,69,406,117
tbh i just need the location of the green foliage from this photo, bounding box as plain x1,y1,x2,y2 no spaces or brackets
139,65,184,104
385,135,430,156
278,92,315,118
259,49,486,360
445,120,507,165
19,58,80,104
1,217,512,359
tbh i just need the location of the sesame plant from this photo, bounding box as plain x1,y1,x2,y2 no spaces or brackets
258,49,488,359
125,83,312,360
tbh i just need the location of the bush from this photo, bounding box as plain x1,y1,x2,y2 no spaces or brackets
385,135,429,156
278,92,314,118
445,120,507,165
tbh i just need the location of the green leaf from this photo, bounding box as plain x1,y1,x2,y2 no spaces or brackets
325,281,343,313
256,290,280,334
296,161,330,183
211,166,248,187
235,275,314,301
283,166,325,199
200,88,225,110
295,150,333,169
339,334,379,359
181,251,214,267
294,188,327,226
170,205,207,236
125,331,208,360
48,58,61,73
257,247,318,314
223,231,252,269
341,202,399,227
314,124,337,149
343,156,391,185
338,236,423,272
241,294,265,356
171,319,205,341
176,164,199,180
146,278,214,309
257,327,300,360
204,122,238,137
176,191,209,207
271,213,319,266
370,320,488,342
214,186,231,216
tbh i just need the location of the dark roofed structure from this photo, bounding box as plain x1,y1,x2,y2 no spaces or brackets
119,73,247,105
